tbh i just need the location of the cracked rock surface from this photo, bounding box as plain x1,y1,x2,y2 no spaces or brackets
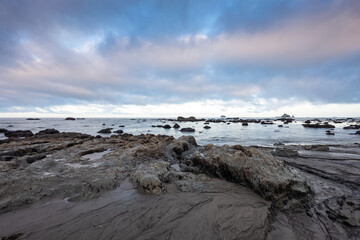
0,132,359,239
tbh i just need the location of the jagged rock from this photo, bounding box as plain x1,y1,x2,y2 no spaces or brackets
180,128,195,132
173,123,180,129
36,129,59,135
97,128,112,134
190,144,311,204
4,130,34,138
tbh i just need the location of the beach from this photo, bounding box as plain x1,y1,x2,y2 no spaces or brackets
0,118,359,239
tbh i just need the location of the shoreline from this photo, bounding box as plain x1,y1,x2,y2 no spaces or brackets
0,132,359,239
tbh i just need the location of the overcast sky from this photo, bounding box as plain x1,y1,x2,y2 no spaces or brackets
1,0,360,117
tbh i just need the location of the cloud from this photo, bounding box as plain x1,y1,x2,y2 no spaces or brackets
0,0,360,116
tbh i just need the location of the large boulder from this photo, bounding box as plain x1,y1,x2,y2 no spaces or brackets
190,144,311,205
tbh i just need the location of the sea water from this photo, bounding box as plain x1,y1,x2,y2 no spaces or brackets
0,118,359,147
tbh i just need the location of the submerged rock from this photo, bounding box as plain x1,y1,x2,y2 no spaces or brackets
180,128,195,132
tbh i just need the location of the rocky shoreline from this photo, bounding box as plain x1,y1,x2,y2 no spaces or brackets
0,131,359,239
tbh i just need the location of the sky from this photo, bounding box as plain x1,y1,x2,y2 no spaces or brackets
1,0,360,118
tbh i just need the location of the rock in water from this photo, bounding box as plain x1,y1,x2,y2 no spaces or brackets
36,129,60,135
0,128,8,133
65,117,76,120
97,128,112,134
180,128,195,132
173,123,180,129
4,130,34,138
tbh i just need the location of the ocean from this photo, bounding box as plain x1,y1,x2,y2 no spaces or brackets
0,118,359,147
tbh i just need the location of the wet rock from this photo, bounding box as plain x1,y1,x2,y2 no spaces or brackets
191,144,310,204
242,123,248,126
203,126,211,129
1,232,24,240
118,125,125,127
303,123,335,128
97,128,112,134
0,162,11,171
344,125,360,129
356,131,360,135
180,128,195,133
163,124,171,129
177,116,205,122
278,125,283,127
26,118,40,120
113,130,123,134
304,145,329,151
0,128,8,133
173,123,180,129
4,130,34,138
36,129,59,135
261,121,274,125
324,196,360,227
272,148,299,157
274,142,285,146
305,120,311,124
65,117,75,120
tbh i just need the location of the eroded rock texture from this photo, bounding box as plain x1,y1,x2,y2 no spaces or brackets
0,133,359,239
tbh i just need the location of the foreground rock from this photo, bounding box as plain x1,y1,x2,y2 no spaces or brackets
0,134,359,239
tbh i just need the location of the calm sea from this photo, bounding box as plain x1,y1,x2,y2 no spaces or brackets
0,118,359,147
